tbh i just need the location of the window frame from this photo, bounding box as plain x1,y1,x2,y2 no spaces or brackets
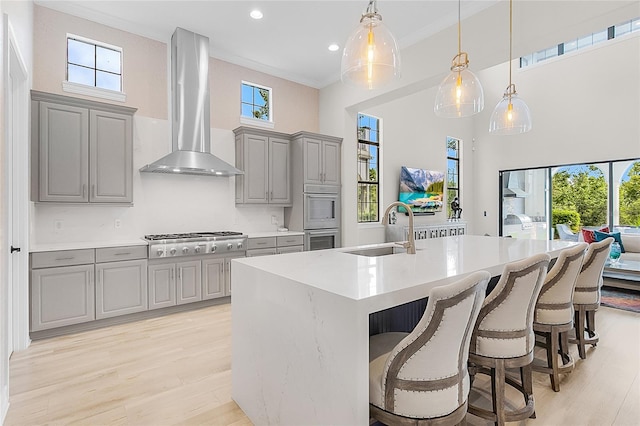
240,80,274,129
357,113,381,224
63,33,125,102
447,137,461,219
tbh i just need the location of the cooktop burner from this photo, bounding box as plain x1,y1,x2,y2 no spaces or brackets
144,231,243,241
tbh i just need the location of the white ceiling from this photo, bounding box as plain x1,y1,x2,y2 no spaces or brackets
35,0,500,89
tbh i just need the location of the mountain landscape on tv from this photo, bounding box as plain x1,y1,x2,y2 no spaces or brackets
398,166,444,213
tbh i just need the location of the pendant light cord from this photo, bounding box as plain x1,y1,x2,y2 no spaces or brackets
457,0,461,55
509,0,513,89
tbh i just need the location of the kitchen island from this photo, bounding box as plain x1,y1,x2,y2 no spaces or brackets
231,235,575,425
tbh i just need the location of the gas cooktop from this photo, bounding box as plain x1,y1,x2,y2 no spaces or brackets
144,231,243,241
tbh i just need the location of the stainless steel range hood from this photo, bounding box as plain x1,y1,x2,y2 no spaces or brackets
140,28,243,176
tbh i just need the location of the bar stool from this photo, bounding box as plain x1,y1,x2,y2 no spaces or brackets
533,243,587,391
570,237,613,359
369,271,490,425
468,254,550,426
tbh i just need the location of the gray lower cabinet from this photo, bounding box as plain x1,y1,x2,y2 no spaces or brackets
225,254,245,296
202,258,225,300
95,259,148,319
148,263,177,310
31,264,95,331
247,235,304,257
31,91,136,204
176,260,202,305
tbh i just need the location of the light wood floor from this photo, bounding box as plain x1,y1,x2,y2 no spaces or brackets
4,303,639,425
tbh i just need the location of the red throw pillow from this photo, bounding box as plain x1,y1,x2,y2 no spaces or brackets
581,226,609,243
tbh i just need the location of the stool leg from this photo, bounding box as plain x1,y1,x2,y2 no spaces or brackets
549,329,560,392
586,310,597,343
559,331,571,365
493,360,506,426
574,308,587,359
521,363,536,418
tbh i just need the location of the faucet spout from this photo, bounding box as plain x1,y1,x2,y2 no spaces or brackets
382,202,416,254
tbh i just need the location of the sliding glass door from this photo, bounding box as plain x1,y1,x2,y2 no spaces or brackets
499,158,640,239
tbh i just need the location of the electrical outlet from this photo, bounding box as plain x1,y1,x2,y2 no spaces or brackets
114,219,122,229
271,215,278,225
54,220,63,230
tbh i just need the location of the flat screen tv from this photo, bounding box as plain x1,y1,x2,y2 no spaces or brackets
398,166,445,214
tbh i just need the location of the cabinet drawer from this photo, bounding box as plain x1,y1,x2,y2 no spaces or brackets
248,237,276,249
276,235,304,247
277,245,304,254
31,249,95,268
96,245,147,262
247,248,277,257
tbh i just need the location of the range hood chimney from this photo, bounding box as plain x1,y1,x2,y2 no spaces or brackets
140,27,243,176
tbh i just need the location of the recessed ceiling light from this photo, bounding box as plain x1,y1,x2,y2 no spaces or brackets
250,10,263,20
328,43,340,52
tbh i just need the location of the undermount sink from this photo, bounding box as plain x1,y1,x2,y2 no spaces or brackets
344,246,406,257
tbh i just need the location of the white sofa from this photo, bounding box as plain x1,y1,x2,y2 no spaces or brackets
620,233,640,262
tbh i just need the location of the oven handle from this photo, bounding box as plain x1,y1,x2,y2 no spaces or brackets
307,229,338,236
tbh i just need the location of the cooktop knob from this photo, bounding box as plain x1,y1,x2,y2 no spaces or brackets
157,249,164,256
169,248,177,255
210,245,217,253
227,243,233,250
194,246,201,253
237,242,243,249
182,247,189,254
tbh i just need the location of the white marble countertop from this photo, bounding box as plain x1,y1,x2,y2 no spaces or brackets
245,230,305,238
234,235,576,312
30,239,149,253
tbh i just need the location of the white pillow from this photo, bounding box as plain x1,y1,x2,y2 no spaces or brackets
621,234,640,253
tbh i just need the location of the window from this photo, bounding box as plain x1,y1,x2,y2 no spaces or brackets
357,113,380,223
241,81,273,127
520,17,639,68
447,137,461,219
64,35,124,101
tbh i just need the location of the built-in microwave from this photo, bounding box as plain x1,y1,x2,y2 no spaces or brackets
305,228,341,251
303,192,340,230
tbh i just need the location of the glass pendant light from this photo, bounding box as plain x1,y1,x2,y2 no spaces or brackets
341,0,401,90
489,0,532,134
434,0,484,118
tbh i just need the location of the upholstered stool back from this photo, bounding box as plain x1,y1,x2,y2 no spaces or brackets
536,243,587,325
573,237,613,305
369,271,490,421
471,253,550,359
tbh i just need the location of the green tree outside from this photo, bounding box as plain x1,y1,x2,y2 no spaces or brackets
620,161,640,226
552,165,607,227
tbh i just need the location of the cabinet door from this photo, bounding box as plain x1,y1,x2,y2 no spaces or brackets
176,260,202,305
95,259,147,319
225,254,245,296
269,137,291,204
202,258,225,300
39,102,89,202
322,140,341,185
31,264,95,331
276,245,304,254
303,137,323,184
90,110,133,203
148,263,176,310
244,133,269,203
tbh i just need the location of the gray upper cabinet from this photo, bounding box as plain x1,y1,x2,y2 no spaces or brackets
292,132,342,188
31,91,136,204
234,127,291,206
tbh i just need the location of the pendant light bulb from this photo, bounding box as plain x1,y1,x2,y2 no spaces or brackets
341,0,401,90
489,0,532,135
434,0,484,118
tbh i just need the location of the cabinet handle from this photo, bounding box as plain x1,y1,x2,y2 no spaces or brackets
55,257,74,261
270,191,273,199
114,252,131,256
178,267,181,280
82,184,87,198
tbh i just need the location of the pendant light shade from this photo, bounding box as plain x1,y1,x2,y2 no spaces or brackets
341,0,401,90
489,84,532,134
434,0,484,118
489,0,532,134
434,53,484,117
